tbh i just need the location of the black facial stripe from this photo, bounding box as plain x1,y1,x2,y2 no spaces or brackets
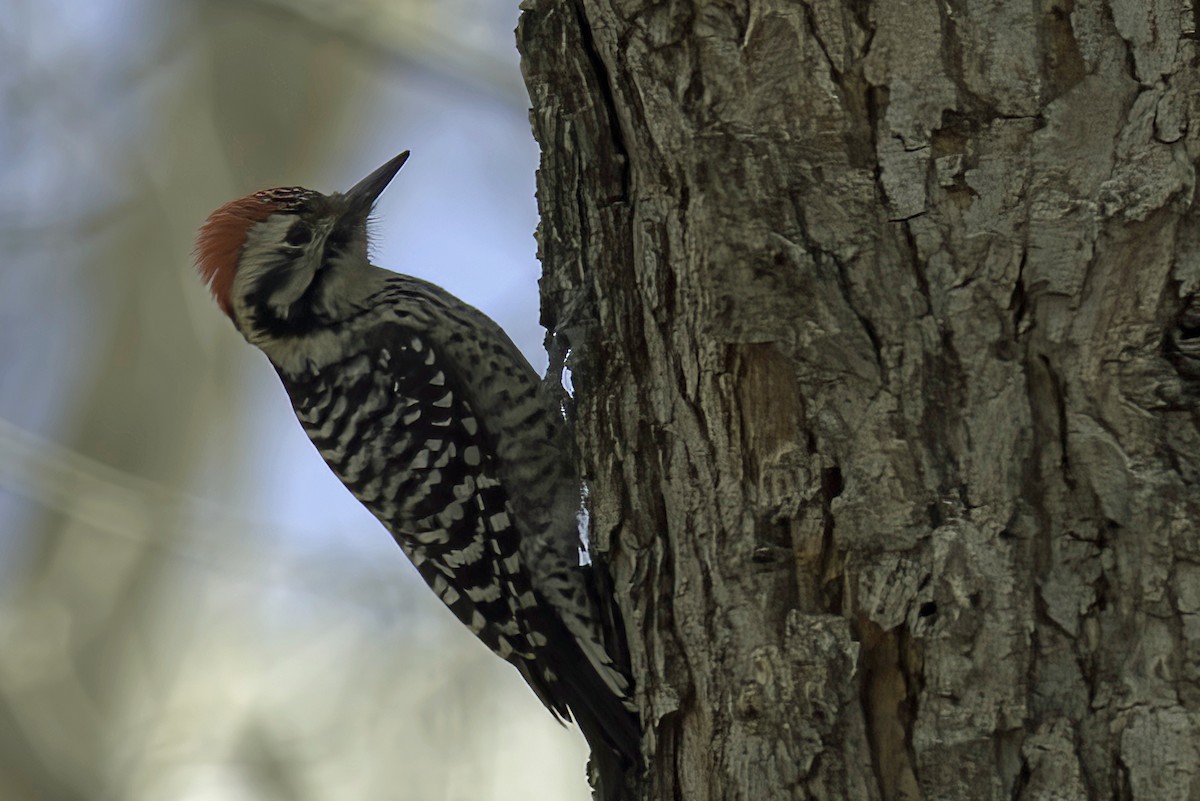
244,252,334,338
245,270,315,337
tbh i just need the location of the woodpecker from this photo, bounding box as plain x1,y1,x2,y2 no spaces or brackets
194,152,638,799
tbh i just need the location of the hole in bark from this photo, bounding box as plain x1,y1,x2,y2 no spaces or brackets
918,602,938,619
1163,295,1200,377
1170,290,1200,343
822,466,844,498
1013,755,1032,798
819,466,845,613
1094,573,1111,612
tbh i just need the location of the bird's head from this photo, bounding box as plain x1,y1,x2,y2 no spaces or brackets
194,151,409,342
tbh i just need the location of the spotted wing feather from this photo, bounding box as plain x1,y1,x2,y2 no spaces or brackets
278,323,570,717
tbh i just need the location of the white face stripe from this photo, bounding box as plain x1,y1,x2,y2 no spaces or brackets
230,214,332,327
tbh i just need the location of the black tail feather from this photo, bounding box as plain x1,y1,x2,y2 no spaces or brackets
549,634,640,801
517,597,641,800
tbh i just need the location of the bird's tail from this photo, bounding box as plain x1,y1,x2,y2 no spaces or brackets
517,596,641,801
548,629,641,801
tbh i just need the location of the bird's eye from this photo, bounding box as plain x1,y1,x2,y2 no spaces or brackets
285,221,312,246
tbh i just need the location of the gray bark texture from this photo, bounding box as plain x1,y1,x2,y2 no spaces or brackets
517,2,1200,800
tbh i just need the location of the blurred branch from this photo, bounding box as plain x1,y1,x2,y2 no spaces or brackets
243,0,529,108
0,416,414,611
0,415,260,554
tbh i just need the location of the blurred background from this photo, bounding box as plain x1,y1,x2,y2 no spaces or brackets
0,0,593,799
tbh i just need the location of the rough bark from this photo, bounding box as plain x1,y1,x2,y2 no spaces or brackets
518,2,1200,800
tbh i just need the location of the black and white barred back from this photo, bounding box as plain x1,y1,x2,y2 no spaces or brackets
277,276,638,765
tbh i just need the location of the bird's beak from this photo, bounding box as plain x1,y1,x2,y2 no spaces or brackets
345,151,410,216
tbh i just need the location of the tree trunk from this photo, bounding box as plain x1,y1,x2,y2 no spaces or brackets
518,2,1200,800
